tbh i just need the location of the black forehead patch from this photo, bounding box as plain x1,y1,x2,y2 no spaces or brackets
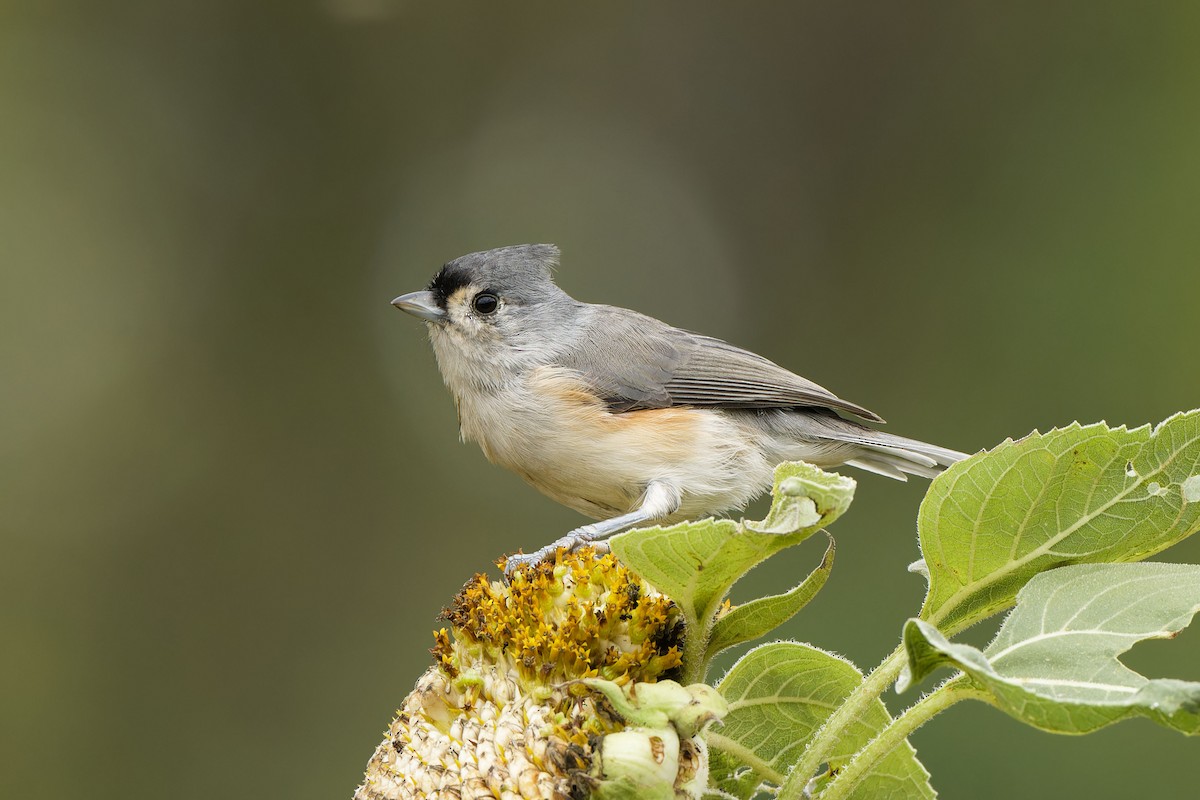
427,244,562,308
427,264,472,307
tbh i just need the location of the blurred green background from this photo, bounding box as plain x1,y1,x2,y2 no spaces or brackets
3,2,1200,798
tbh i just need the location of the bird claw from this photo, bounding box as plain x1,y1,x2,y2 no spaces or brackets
503,525,610,578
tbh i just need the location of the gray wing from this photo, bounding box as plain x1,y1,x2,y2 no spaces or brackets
560,305,884,423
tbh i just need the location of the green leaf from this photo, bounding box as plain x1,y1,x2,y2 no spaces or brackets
900,562,1200,734
611,463,854,682
706,536,835,661
611,463,853,633
708,643,934,800
707,747,765,800
918,410,1200,632
745,463,854,535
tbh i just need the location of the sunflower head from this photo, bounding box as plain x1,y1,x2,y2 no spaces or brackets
434,547,684,687
354,548,721,800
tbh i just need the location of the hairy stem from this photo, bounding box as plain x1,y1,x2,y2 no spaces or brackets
777,645,908,798
817,680,988,800
681,611,710,685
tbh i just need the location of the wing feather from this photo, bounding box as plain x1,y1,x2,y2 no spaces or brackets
560,305,884,423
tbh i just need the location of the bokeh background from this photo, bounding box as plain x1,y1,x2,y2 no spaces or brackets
4,2,1200,798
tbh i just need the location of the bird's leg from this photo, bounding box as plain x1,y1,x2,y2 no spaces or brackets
504,482,680,576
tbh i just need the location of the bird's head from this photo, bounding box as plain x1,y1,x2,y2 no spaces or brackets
393,244,574,387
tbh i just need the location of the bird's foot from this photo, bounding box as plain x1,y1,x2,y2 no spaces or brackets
503,524,610,578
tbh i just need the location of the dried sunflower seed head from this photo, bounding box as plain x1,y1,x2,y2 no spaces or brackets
353,548,722,800
437,547,685,688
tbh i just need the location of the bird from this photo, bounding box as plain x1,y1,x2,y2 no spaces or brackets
392,244,966,572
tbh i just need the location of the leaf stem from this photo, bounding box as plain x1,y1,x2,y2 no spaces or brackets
816,680,987,800
681,611,710,685
777,644,907,799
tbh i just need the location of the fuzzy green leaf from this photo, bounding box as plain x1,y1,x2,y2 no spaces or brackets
745,464,854,535
706,536,835,661
918,410,1200,632
708,642,933,800
611,463,854,640
707,747,765,800
900,562,1200,734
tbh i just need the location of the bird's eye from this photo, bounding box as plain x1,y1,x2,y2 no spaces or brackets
472,292,499,315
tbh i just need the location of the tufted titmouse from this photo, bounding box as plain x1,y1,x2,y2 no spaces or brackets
393,244,966,572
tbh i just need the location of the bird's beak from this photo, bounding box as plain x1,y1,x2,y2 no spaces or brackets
391,290,447,322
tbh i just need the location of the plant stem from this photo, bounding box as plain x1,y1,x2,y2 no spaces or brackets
680,611,709,685
777,644,908,799
817,680,987,800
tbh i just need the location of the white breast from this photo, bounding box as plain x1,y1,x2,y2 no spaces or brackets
448,364,776,522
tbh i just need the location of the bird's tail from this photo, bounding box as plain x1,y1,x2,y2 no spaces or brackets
753,409,969,481
770,410,970,481
840,430,968,481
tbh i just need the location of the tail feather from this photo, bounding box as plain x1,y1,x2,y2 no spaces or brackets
753,408,970,482
797,413,969,481
863,434,969,467
846,456,915,481
837,431,968,481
